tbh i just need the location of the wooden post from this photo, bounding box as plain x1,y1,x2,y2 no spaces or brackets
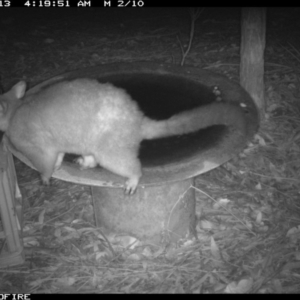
240,8,266,115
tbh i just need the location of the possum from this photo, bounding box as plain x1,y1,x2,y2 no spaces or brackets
0,79,246,194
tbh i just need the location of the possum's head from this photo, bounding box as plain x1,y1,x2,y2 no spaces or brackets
0,81,26,131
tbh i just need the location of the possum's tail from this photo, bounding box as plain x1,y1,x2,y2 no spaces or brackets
141,102,246,140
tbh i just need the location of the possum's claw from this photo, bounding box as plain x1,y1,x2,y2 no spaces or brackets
125,177,139,195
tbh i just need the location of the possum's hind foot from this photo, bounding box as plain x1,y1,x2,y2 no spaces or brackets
76,155,139,194
125,176,139,195
76,155,97,169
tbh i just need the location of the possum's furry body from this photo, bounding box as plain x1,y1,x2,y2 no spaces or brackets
0,79,246,194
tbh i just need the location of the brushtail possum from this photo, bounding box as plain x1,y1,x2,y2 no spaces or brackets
0,79,246,194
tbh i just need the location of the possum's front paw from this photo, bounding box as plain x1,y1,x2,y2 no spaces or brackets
125,177,139,195
76,155,97,170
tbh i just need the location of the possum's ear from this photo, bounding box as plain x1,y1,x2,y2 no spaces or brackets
11,81,27,99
